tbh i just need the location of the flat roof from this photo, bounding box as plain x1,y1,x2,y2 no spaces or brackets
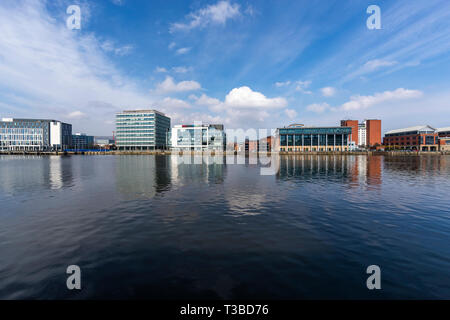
437,127,450,132
0,118,70,124
117,109,166,116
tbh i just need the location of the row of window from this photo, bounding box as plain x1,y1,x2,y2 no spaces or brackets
280,134,348,147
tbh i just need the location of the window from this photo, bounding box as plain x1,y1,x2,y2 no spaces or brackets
425,136,435,145
280,135,287,146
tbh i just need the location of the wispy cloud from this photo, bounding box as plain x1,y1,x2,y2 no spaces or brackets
274,81,291,87
307,88,423,113
176,47,191,55
295,80,312,94
321,87,336,97
306,103,330,113
170,1,241,33
0,0,153,134
285,109,297,119
100,40,134,56
340,88,422,111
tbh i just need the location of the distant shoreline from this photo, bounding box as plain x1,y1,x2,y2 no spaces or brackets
0,151,449,156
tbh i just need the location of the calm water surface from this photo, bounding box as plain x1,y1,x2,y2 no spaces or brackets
0,154,449,299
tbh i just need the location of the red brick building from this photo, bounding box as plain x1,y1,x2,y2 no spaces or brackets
366,119,382,147
341,120,359,145
383,125,439,151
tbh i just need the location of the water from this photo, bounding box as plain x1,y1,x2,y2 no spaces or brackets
0,154,449,299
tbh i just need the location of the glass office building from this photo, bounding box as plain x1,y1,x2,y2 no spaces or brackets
171,124,226,151
0,118,72,151
72,133,95,150
278,125,352,152
115,110,171,150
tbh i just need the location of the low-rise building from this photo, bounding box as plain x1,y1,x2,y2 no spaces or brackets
72,133,94,150
94,136,115,147
170,124,226,151
439,137,450,152
383,125,439,151
278,124,353,152
0,118,72,151
437,127,450,138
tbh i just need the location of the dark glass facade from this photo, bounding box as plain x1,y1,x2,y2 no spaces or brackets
278,127,352,151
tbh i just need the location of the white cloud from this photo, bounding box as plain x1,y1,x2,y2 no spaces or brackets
100,40,134,56
362,59,398,72
275,81,291,87
285,109,297,119
0,0,153,135
222,86,287,109
321,87,336,97
67,111,87,119
340,88,422,111
176,47,191,55
172,66,192,73
192,94,221,107
183,87,288,128
306,88,422,113
154,76,201,94
306,103,330,113
170,1,241,33
158,97,191,109
111,0,125,5
155,67,168,73
295,80,312,94
168,42,176,50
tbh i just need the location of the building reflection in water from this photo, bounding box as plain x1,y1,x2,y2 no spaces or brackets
115,155,172,199
170,154,227,186
0,155,73,193
277,154,383,187
383,154,449,177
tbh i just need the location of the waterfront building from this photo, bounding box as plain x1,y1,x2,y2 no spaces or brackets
439,137,450,152
277,124,352,152
341,120,359,145
0,118,72,151
72,133,94,150
94,136,115,147
366,119,382,147
437,127,450,137
115,110,171,151
170,124,226,151
383,125,439,151
358,122,367,147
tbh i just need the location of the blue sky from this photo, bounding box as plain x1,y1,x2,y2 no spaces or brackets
0,0,449,135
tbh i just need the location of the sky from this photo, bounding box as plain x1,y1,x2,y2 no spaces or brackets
0,0,449,136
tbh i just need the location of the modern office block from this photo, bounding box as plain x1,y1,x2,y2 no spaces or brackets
72,133,95,150
278,124,352,152
0,118,72,151
171,124,226,151
115,110,171,150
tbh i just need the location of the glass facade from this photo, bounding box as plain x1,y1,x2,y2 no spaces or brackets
0,119,72,151
72,134,95,150
116,110,171,150
277,127,352,151
171,125,226,151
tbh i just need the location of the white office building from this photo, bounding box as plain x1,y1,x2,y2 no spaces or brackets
171,124,226,151
0,118,72,151
358,122,367,147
